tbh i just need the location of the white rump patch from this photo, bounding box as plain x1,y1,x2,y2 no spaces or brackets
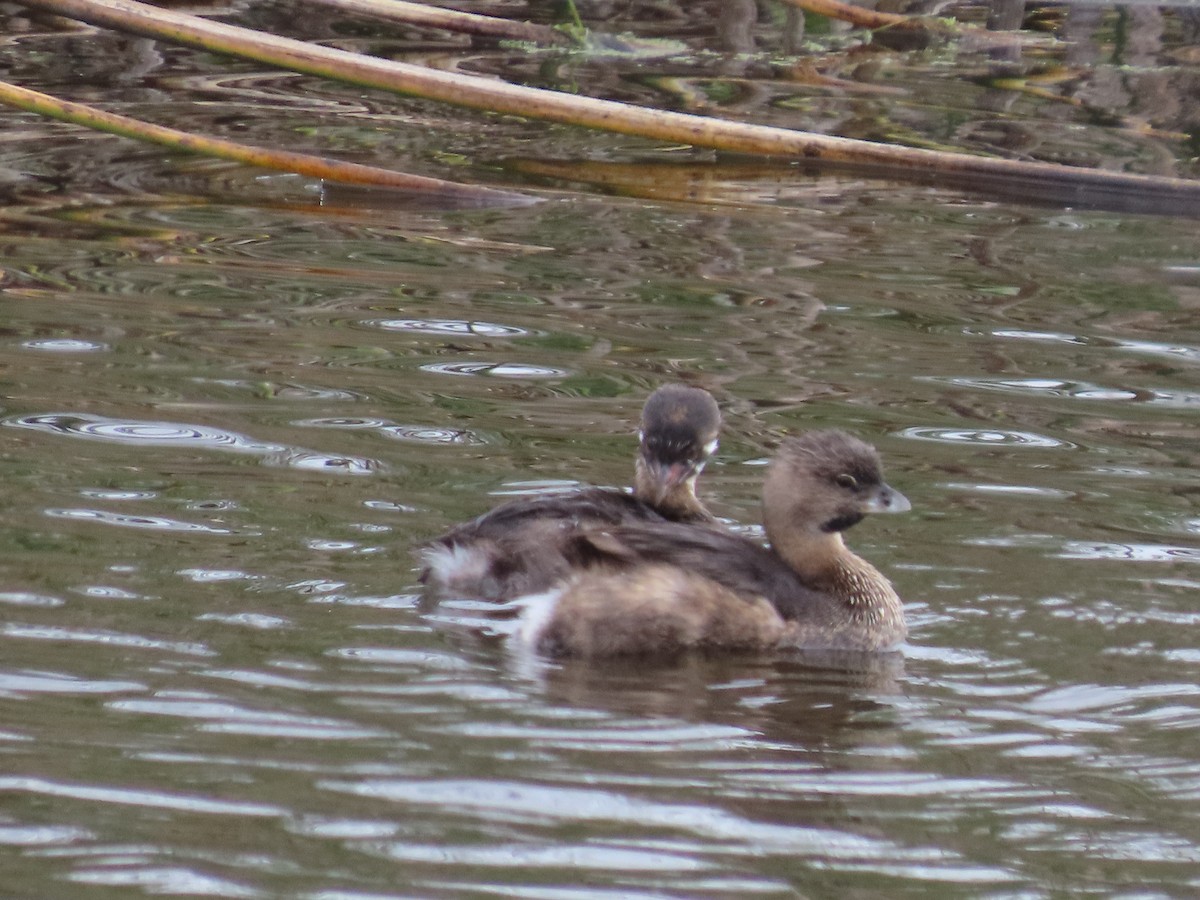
420,543,490,591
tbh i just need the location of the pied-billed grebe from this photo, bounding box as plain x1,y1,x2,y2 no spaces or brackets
633,383,721,522
518,429,911,657
419,384,721,600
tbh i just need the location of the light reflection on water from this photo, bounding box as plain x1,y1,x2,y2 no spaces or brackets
21,338,109,352
993,328,1200,363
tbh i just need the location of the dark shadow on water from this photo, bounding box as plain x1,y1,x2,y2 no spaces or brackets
803,160,1200,219
518,646,906,750
319,180,540,212
506,154,1200,218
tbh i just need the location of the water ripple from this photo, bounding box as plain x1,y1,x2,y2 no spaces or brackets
970,535,1200,563
200,378,364,402
287,816,398,839
195,613,290,630
177,568,260,583
293,417,389,430
264,449,382,475
328,648,474,670
443,719,759,753
68,867,259,897
363,318,528,337
295,417,484,446
78,488,158,501
1112,337,1200,363
304,593,422,610
490,479,586,497
363,499,418,513
321,778,1016,883
1027,682,1199,715
900,426,1070,448
928,376,1139,401
940,482,1073,498
371,840,711,872
0,670,143,695
420,362,569,378
726,770,1024,801
0,592,64,607
0,776,281,816
4,413,381,475
928,377,1200,407
2,624,214,657
109,698,386,740
20,338,108,352
0,824,92,846
1058,541,1200,563
992,329,1085,345
72,585,142,600
379,425,482,445
1052,598,1200,629
45,508,234,535
5,413,283,453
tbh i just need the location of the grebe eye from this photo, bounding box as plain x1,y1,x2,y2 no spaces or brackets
835,473,858,490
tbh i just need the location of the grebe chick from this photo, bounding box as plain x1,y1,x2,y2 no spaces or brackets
522,429,911,657
634,383,722,522
419,384,721,600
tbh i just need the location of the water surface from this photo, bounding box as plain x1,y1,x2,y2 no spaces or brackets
1,3,1199,897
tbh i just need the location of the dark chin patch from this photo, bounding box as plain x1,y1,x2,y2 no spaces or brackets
822,512,864,533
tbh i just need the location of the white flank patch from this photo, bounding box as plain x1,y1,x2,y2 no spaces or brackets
509,587,564,650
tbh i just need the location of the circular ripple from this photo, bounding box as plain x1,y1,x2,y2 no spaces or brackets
21,339,108,352
45,509,233,534
899,427,1071,449
365,318,528,338
420,362,568,379
79,489,158,501
264,450,383,475
270,385,364,402
6,413,380,474
185,500,239,511
380,425,483,445
308,539,359,551
294,417,390,430
75,586,141,600
4,413,284,453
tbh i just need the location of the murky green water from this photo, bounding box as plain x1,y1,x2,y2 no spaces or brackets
2,3,1200,897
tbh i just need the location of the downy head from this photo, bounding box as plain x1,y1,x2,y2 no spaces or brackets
634,384,721,519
